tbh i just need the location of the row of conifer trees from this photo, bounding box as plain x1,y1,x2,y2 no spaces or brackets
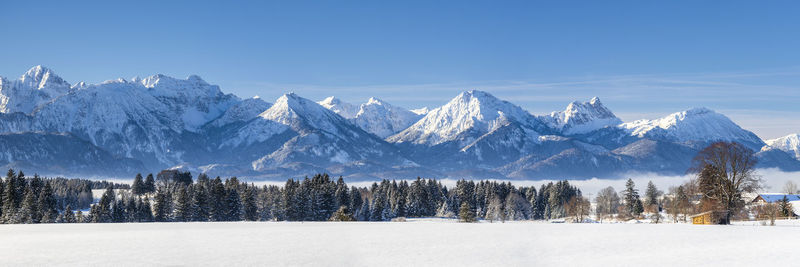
0,169,584,224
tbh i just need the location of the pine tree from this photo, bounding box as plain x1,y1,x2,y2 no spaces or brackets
334,177,349,210
623,179,643,218
2,170,18,222
329,205,355,221
131,173,145,195
75,210,85,223
241,186,258,221
112,198,126,223
191,183,210,221
225,186,242,221
173,186,191,222
17,187,38,224
60,205,76,223
210,178,226,221
458,201,477,222
140,197,154,222
0,175,4,220
153,188,172,222
779,196,794,217
38,182,58,223
91,187,114,223
644,181,661,212
144,174,156,194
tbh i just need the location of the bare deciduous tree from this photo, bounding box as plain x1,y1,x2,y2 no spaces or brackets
691,142,761,224
783,181,799,194
566,196,591,223
594,186,619,222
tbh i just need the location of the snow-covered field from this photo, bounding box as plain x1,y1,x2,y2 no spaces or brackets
1,220,798,266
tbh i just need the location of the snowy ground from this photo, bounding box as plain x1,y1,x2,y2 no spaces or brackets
1,219,798,266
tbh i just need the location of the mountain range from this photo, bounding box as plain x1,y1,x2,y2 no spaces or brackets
1,66,799,180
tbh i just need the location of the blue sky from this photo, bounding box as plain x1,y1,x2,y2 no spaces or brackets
1,1,799,139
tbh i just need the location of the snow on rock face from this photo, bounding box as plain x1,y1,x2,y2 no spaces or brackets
317,96,359,119
765,134,800,159
388,90,538,146
207,96,271,127
0,65,73,114
410,107,429,115
620,107,764,148
543,97,622,135
352,97,422,138
263,93,355,136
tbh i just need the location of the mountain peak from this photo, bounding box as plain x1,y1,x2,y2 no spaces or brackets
317,96,358,119
765,133,800,159
20,65,70,90
621,107,764,148
544,97,621,135
352,97,421,138
388,90,536,145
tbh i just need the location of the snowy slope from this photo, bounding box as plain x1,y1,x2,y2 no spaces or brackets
388,90,541,147
765,134,800,159
620,107,765,149
206,96,271,128
0,66,73,114
352,97,422,138
542,97,622,135
243,93,412,174
410,107,429,115
3,222,799,266
317,96,359,119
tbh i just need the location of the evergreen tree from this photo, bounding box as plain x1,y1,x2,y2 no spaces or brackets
210,177,227,221
644,181,661,212
112,198,126,223
225,184,242,221
153,188,172,222
75,210,85,223
356,200,370,221
91,187,114,223
2,169,19,222
458,201,476,222
60,205,76,223
173,186,191,222
17,187,38,224
191,183,210,221
140,197,154,222
779,195,794,217
623,179,643,218
38,182,58,223
348,187,362,218
131,173,145,195
329,205,355,221
144,174,156,194
241,186,258,221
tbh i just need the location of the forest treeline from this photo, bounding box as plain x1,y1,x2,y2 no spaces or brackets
0,169,585,223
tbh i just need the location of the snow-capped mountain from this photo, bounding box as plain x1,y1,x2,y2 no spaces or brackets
542,97,622,135
0,66,797,179
318,96,359,119
620,107,765,150
765,134,800,159
224,93,413,176
352,97,422,138
0,66,73,114
388,90,542,147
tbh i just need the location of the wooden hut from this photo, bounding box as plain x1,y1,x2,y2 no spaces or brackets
690,210,729,225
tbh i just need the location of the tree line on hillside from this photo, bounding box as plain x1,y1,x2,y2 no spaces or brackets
0,169,129,223
0,168,586,224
